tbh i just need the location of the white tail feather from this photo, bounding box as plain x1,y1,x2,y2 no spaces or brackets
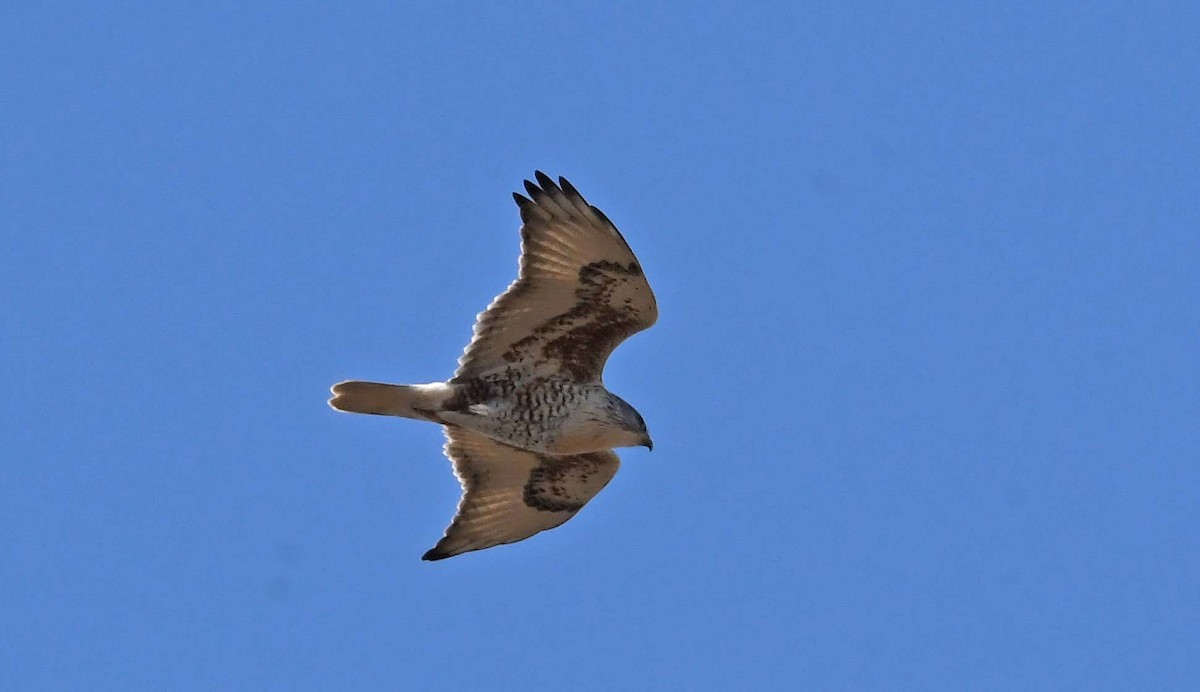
328,381,452,420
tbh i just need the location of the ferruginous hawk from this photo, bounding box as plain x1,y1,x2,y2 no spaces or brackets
330,172,656,560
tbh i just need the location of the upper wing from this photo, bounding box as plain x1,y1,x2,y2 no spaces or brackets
423,426,621,561
453,172,657,384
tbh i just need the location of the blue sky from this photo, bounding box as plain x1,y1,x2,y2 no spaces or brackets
3,2,1198,689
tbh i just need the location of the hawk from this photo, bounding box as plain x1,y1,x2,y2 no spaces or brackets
330,172,657,560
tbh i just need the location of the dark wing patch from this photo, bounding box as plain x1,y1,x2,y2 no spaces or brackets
502,260,648,382
423,426,620,561
452,173,657,384
523,454,617,512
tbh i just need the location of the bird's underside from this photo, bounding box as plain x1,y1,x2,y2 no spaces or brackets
329,172,656,560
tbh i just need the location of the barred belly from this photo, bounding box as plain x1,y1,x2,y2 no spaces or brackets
439,374,596,454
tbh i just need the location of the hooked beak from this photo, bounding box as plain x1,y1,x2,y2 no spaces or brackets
642,435,654,452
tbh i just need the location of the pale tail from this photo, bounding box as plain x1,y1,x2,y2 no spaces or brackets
328,381,452,421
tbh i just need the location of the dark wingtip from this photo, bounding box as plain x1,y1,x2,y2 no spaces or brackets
422,548,450,561
523,178,541,198
534,170,556,192
559,176,587,202
513,191,536,222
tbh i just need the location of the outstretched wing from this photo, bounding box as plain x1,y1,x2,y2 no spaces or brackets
423,426,620,561
453,172,657,384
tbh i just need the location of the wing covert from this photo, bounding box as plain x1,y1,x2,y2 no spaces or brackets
452,172,657,383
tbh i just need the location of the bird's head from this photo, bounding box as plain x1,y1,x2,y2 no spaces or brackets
604,393,653,452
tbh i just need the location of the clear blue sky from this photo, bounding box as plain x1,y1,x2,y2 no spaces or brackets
3,3,1198,690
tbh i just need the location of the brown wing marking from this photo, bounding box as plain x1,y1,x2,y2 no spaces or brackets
422,426,620,561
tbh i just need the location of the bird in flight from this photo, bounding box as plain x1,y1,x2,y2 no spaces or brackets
330,172,657,560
